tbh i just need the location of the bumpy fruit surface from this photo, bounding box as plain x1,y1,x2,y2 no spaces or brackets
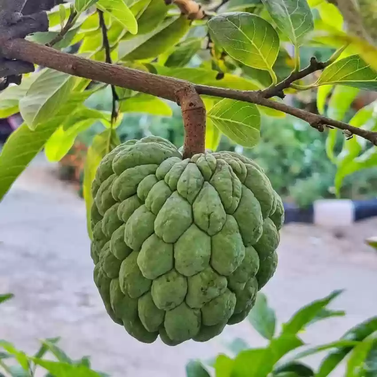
91,136,284,345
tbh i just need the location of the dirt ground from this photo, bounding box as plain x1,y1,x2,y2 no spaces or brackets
1,155,377,377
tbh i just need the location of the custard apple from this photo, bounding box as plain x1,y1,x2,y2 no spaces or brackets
90,136,284,345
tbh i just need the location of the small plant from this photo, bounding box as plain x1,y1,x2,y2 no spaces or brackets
186,291,377,377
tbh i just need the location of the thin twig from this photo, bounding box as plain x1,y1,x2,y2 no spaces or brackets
1,37,377,146
46,7,77,47
261,57,327,99
98,9,119,126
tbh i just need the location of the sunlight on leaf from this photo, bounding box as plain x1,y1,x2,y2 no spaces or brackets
119,94,172,116
208,13,280,81
97,0,137,34
208,99,260,147
19,69,77,130
318,55,377,90
262,0,314,46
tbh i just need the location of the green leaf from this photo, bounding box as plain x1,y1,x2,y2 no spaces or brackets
164,38,202,67
293,340,361,360
31,359,102,377
40,341,72,364
34,338,60,359
365,236,377,250
0,74,39,118
308,0,324,6
185,360,210,377
119,16,190,60
208,99,261,147
83,129,120,238
208,13,280,81
317,317,377,377
203,97,221,151
97,0,137,34
326,86,359,163
0,294,13,304
0,92,92,201
45,120,96,162
334,104,377,194
136,0,167,35
248,293,276,340
119,94,172,116
204,74,261,90
346,335,377,377
232,336,303,377
59,4,66,29
261,0,314,46
75,0,99,12
45,107,110,162
317,1,343,30
318,55,377,90
0,342,29,372
214,354,234,377
273,361,314,376
308,308,345,326
364,338,377,377
282,290,343,335
27,27,82,49
19,69,77,129
316,85,332,114
151,66,219,84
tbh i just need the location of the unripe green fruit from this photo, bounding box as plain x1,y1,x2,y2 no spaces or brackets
91,136,284,345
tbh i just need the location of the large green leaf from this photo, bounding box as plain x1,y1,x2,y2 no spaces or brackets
364,338,377,377
31,359,102,377
203,97,221,151
45,120,96,162
208,99,260,147
346,335,377,377
185,360,210,377
325,86,360,163
151,66,219,84
164,38,202,67
119,16,190,60
119,94,172,116
248,293,276,340
282,290,343,335
0,342,29,372
232,336,303,377
19,69,77,129
316,85,332,115
334,104,377,194
0,74,40,118
123,16,190,60
317,317,377,377
0,294,13,305
214,354,233,377
83,129,119,238
97,0,137,34
136,0,167,35
317,1,343,30
318,55,377,90
0,92,92,201
261,0,314,46
208,13,280,81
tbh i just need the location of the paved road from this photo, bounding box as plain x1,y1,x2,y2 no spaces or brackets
1,157,377,376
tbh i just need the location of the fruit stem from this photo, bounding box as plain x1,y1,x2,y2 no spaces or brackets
175,85,206,159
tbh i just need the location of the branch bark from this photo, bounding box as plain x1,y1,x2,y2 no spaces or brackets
1,37,377,146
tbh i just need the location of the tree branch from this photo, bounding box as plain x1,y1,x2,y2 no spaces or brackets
261,57,327,99
166,0,205,19
1,37,377,146
98,9,119,125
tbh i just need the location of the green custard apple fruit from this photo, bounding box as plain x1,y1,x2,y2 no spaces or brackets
90,136,284,345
